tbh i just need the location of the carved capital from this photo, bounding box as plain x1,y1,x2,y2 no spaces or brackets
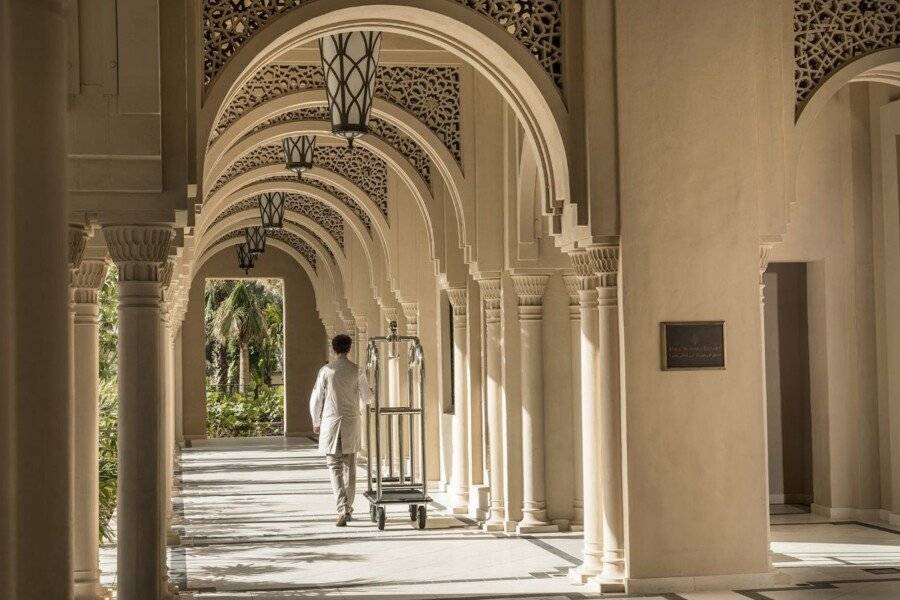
759,244,773,282
400,302,419,335
446,287,468,316
103,225,173,282
381,307,400,326
511,274,549,306
570,246,619,288
478,278,502,325
68,224,88,272
562,274,580,306
71,259,108,304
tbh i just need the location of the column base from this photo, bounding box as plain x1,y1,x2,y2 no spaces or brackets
587,577,625,593
482,519,506,532
74,576,112,600
569,564,602,584
449,486,469,514
516,522,558,534
469,484,490,519
623,571,782,594
569,523,584,532
551,518,571,532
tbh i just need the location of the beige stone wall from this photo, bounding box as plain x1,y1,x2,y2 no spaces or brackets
779,82,899,518
181,245,325,439
616,0,770,580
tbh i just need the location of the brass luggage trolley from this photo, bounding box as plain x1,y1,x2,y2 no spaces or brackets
364,321,430,530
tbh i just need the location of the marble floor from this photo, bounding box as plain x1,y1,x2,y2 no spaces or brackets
100,437,900,599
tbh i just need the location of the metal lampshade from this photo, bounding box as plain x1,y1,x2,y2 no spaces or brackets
258,191,286,229
319,31,382,147
237,243,255,274
282,135,317,179
244,226,267,255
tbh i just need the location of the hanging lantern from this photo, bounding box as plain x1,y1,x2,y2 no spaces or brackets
319,31,382,148
258,191,286,229
282,135,317,179
237,243,255,274
244,226,267,255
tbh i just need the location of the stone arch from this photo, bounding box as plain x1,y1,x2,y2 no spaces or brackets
199,1,572,241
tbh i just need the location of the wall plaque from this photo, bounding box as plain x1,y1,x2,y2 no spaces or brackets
660,321,726,370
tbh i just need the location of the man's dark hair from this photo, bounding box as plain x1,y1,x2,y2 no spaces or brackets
332,334,352,355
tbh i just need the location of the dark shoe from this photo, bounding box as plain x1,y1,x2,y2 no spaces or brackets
345,512,353,522
336,514,348,527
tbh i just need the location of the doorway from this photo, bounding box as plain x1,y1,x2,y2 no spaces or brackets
764,262,814,514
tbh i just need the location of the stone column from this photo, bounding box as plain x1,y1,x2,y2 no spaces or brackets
382,307,401,471
5,2,73,595
446,287,470,513
158,260,179,599
570,258,603,581
104,225,173,600
563,274,584,530
512,275,557,533
72,259,109,600
401,302,419,478
759,243,774,557
356,316,369,453
478,279,506,531
591,246,625,590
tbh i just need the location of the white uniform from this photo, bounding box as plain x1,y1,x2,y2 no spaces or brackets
309,355,372,455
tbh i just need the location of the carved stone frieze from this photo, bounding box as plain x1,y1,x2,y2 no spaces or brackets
510,274,548,317
213,193,345,249
202,1,562,91
68,224,88,271
794,0,900,112
401,301,419,336
446,287,468,323
257,175,373,232
103,226,174,283
209,143,389,220
220,227,317,271
211,64,461,165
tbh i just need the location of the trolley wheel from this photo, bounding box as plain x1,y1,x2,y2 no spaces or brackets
370,504,377,523
409,504,417,521
376,506,386,531
417,505,427,530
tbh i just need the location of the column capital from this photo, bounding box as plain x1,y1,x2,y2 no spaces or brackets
103,225,173,282
511,274,549,306
572,245,619,288
68,224,88,280
400,302,419,335
355,316,368,332
446,287,468,317
381,306,400,326
477,278,502,324
563,274,581,320
71,259,108,305
759,243,774,282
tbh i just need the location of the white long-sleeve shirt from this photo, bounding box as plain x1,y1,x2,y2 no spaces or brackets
309,355,373,455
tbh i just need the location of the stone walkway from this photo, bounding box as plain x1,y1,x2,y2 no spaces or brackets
100,437,900,599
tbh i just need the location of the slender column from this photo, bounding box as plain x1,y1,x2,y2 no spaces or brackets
478,279,506,531
72,259,110,600
590,245,625,590
512,275,557,533
104,225,173,600
759,244,774,557
570,258,603,581
563,274,584,530
446,288,470,513
401,303,419,478
159,260,179,599
356,317,369,453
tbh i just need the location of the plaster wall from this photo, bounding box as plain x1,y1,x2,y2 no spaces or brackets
617,0,770,581
181,246,325,439
778,84,882,513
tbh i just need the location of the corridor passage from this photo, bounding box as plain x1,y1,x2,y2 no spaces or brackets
99,436,900,600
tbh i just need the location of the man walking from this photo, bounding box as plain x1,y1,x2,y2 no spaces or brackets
310,334,373,526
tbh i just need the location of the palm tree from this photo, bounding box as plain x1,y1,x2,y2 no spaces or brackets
205,280,235,392
212,281,267,392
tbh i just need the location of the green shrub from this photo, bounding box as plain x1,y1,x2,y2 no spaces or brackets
206,385,284,438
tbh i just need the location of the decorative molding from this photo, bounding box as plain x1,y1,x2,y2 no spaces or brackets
562,274,579,306
794,0,900,112
478,278,502,324
211,64,461,164
446,287,468,320
571,245,619,289
209,143,389,220
382,306,400,326
103,226,174,282
201,1,562,91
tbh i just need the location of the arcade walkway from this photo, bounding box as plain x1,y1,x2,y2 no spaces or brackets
101,437,900,599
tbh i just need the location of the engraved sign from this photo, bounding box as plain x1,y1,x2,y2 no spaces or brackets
661,321,725,370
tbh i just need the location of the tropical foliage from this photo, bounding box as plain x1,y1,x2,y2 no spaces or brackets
204,279,285,437
98,266,119,542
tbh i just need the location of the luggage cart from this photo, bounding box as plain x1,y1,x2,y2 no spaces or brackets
363,320,430,530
